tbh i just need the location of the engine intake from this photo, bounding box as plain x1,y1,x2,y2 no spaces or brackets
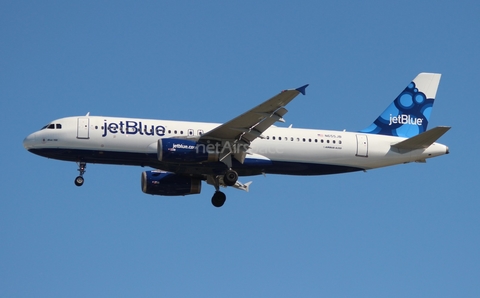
141,171,201,196
157,138,218,163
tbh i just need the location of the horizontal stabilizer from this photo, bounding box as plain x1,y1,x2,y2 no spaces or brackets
391,126,451,150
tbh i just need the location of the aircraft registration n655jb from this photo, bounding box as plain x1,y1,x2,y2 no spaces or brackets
24,73,450,207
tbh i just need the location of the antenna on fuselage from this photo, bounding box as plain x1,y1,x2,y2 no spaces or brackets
86,112,90,116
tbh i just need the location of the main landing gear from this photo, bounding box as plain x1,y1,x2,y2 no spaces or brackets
210,169,238,207
212,191,226,208
74,162,86,186
223,169,238,186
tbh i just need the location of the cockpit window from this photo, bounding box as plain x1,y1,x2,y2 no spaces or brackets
41,123,62,130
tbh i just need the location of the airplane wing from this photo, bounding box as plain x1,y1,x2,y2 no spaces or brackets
199,84,308,165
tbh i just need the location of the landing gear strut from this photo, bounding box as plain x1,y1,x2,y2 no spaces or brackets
211,175,227,207
209,169,239,207
74,162,86,186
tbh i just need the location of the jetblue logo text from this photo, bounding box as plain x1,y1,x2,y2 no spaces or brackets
170,143,195,150
389,114,423,126
102,120,165,137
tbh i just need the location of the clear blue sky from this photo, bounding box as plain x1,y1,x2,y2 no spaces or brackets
1,1,479,297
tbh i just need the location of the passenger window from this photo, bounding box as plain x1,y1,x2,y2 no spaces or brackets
339,140,342,144
303,138,305,142
272,136,276,140
279,137,282,140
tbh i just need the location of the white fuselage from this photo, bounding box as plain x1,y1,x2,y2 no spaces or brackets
23,115,449,176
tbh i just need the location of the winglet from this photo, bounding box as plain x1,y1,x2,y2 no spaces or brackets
296,84,309,95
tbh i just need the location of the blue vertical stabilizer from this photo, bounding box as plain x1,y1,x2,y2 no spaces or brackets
360,73,441,138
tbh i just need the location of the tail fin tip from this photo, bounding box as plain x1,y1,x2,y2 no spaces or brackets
360,73,442,138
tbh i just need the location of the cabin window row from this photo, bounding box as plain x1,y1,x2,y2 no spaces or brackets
97,126,204,136
166,129,204,136
265,136,342,144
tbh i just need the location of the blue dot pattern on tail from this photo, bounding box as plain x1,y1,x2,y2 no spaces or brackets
360,81,434,138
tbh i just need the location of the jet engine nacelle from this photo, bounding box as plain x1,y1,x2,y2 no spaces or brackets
157,138,218,163
141,171,201,196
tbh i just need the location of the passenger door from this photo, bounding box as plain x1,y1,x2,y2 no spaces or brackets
77,118,90,139
356,134,368,157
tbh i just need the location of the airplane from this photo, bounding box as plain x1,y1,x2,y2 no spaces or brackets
23,73,450,207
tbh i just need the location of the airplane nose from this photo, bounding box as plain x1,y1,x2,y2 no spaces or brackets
23,132,37,150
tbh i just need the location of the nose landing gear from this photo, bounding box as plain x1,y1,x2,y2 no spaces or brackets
74,162,86,186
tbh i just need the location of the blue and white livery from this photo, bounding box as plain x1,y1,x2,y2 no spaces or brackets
23,73,450,207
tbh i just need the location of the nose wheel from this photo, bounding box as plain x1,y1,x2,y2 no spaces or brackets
74,162,86,187
74,176,84,186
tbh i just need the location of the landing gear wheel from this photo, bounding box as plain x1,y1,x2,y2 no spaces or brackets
223,170,238,186
74,176,84,186
211,191,226,208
